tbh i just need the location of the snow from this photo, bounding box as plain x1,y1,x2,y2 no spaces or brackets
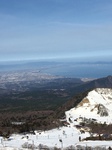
0,127,83,149
65,88,112,124
0,88,112,149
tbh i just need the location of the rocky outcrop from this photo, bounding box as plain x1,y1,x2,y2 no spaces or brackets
97,104,108,117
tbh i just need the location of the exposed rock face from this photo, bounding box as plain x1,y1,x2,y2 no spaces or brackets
97,104,108,117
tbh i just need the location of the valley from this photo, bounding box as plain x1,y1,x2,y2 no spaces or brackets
0,69,83,112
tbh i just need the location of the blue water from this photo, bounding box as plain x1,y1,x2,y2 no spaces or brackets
41,64,112,78
0,61,111,78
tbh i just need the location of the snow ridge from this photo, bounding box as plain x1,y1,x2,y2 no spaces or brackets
66,88,112,124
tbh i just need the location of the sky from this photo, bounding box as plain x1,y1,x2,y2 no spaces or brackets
0,0,112,62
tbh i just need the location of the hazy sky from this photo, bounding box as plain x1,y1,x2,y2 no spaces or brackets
0,0,112,61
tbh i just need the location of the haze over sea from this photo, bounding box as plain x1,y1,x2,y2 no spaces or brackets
0,59,111,79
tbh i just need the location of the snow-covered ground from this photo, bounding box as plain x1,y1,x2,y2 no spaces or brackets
0,88,112,150
0,129,112,150
0,126,89,149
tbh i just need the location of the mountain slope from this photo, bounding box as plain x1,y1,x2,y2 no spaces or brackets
65,88,112,124
83,75,112,88
70,75,112,95
1,88,112,149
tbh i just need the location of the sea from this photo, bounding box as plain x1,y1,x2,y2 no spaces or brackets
41,63,112,78
0,60,112,78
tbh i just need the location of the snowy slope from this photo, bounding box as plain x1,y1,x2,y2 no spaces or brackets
65,88,112,124
0,88,112,149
